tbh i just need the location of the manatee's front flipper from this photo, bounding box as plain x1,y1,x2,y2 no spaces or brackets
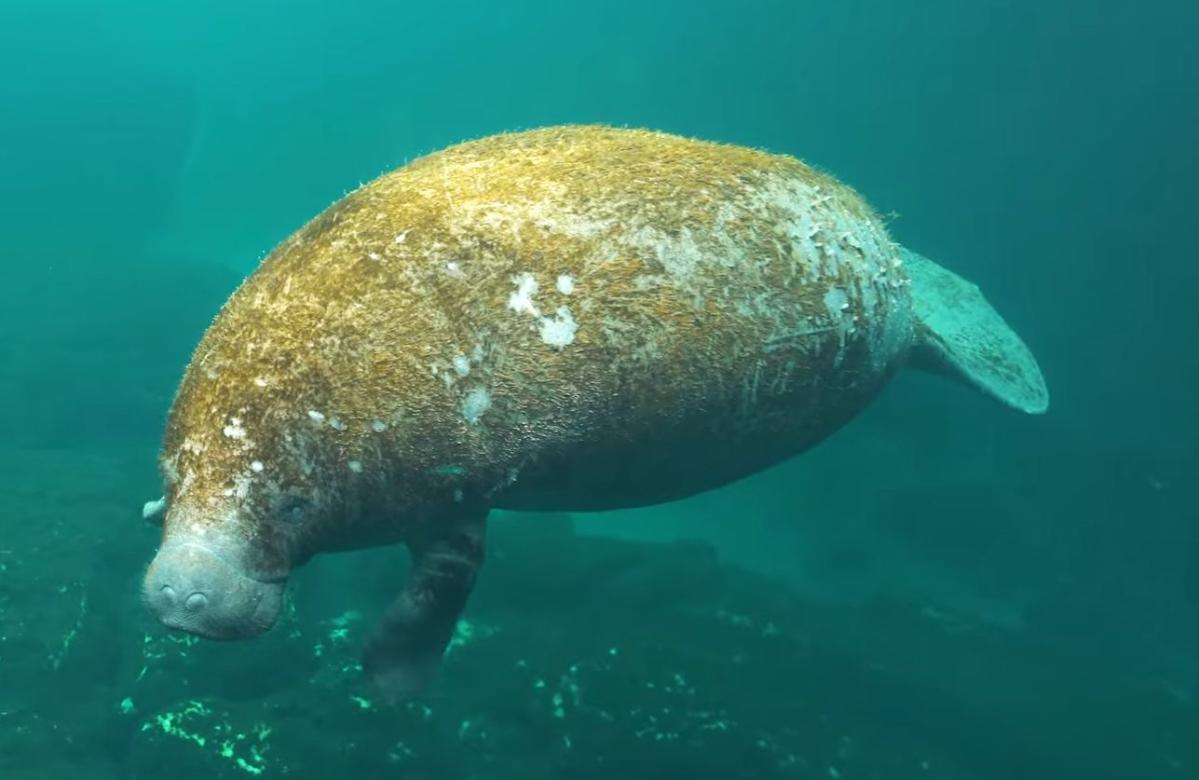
902,247,1050,414
142,496,166,526
362,516,487,700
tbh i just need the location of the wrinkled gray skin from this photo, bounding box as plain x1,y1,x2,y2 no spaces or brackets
143,531,285,641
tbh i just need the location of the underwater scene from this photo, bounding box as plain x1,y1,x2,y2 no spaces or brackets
0,1,1195,778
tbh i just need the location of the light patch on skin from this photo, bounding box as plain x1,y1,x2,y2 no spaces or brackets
625,224,708,283
822,287,854,368
752,170,914,373
452,355,471,377
507,273,540,316
253,377,269,388
462,387,492,425
538,306,578,349
280,426,320,478
250,460,264,473
823,287,850,316
445,261,464,277
329,416,346,431
161,452,182,487
225,472,254,500
223,417,247,439
177,469,196,497
347,460,364,474
370,419,387,433
307,410,326,425
507,274,579,349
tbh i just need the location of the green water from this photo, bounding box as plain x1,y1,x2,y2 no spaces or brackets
0,2,1195,778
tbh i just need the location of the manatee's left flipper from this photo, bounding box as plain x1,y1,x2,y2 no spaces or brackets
142,496,166,526
362,516,487,700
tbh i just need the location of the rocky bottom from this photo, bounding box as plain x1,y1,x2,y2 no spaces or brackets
0,447,1193,780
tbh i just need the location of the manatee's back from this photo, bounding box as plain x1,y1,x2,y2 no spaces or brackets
165,126,913,514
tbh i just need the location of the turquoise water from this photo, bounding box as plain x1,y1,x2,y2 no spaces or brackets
1,2,1195,778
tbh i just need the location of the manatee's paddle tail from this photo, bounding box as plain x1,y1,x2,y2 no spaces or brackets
902,247,1049,414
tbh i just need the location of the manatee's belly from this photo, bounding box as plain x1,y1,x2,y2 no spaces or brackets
492,416,842,512
493,335,903,512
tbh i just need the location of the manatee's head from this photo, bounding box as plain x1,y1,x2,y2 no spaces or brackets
143,496,300,640
142,391,368,642
142,243,392,640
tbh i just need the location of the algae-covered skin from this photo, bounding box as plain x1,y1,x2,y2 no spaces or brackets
163,125,910,540
144,125,1043,694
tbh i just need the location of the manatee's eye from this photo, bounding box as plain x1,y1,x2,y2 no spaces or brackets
277,495,311,524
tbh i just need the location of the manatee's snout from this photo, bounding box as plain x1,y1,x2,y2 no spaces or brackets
144,540,284,640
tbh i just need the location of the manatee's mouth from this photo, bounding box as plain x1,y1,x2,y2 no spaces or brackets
143,540,286,640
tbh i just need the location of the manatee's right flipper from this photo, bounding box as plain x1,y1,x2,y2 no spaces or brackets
902,247,1050,414
362,516,487,701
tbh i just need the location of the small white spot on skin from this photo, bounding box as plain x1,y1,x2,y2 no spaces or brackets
253,377,269,388
394,230,409,244
223,418,247,439
368,252,382,261
507,272,540,316
539,305,578,349
452,355,471,377
445,261,463,277
370,419,387,433
307,410,326,425
329,416,346,431
462,387,492,425
347,460,363,473
453,488,464,503
250,460,264,473
556,274,575,295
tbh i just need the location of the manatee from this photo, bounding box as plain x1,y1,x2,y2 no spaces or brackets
143,125,1048,696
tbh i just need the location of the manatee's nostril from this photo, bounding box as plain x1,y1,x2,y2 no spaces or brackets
185,592,209,612
160,585,177,604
